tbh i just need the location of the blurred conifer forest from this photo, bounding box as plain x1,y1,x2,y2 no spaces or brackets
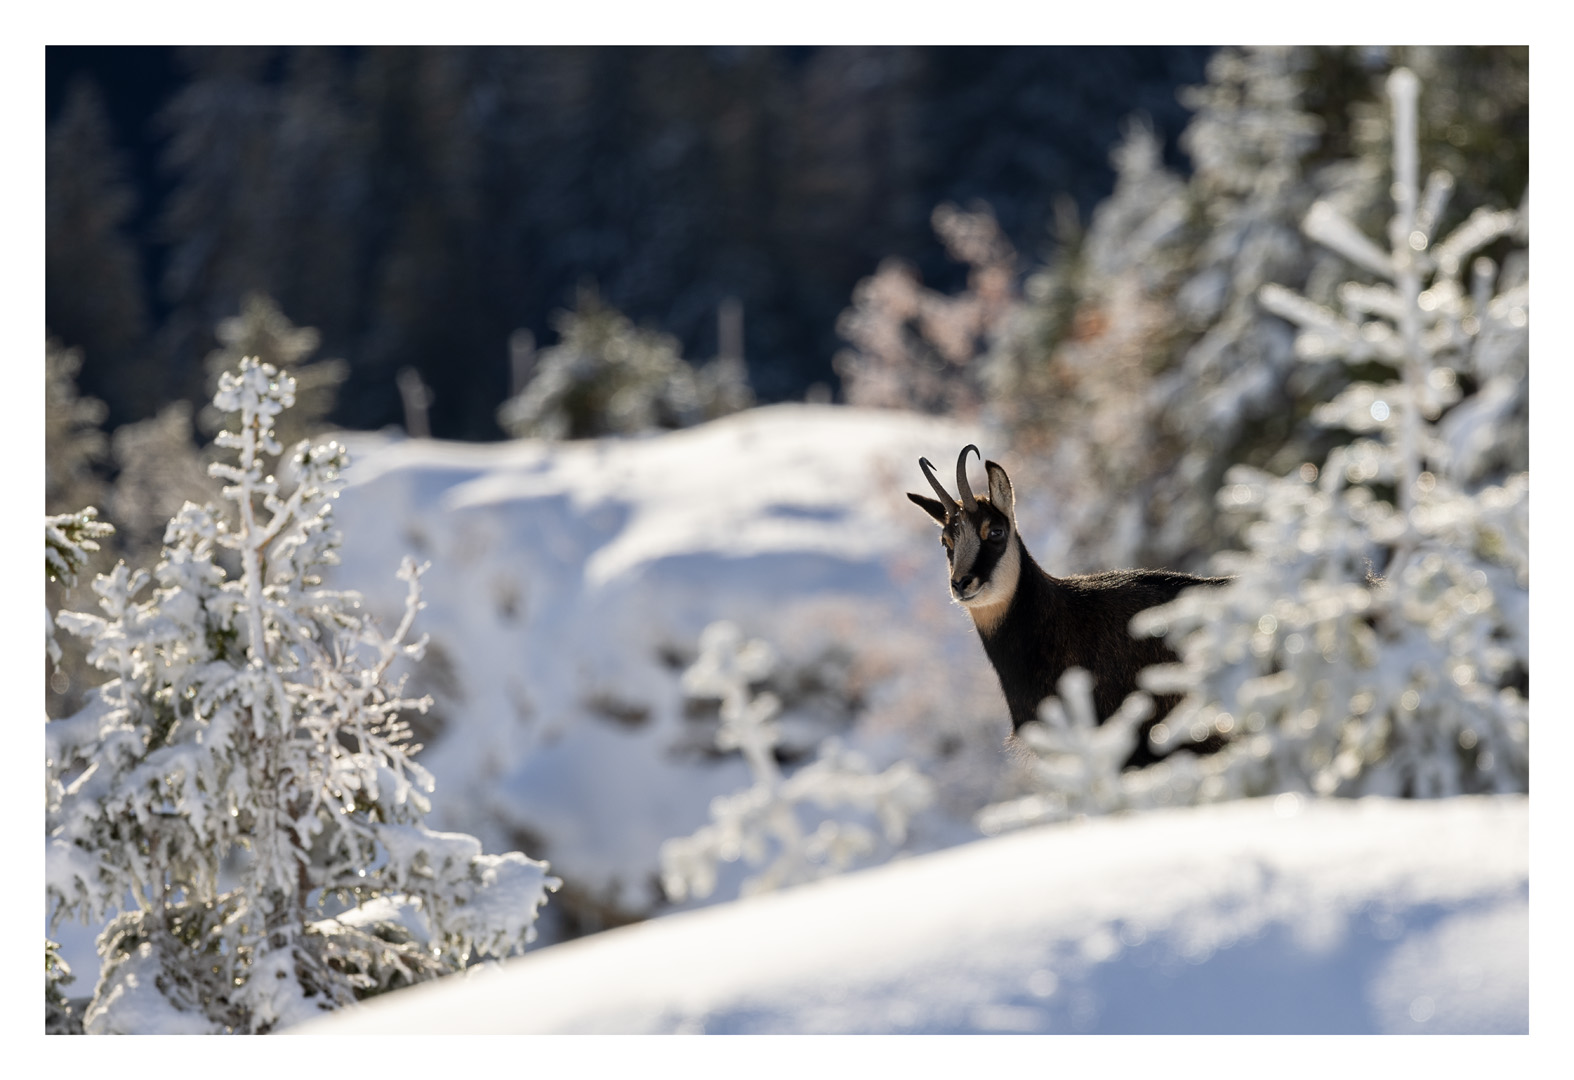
46,45,1217,438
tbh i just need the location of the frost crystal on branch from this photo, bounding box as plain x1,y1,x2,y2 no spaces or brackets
45,506,114,587
45,507,114,667
660,622,933,902
46,356,559,1034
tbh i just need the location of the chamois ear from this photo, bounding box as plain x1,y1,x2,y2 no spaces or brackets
984,461,1015,519
907,492,949,525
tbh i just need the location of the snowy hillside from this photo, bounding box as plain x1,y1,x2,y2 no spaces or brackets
298,794,1528,1034
321,405,1013,932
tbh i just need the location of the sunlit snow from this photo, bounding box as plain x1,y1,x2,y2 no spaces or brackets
299,794,1527,1034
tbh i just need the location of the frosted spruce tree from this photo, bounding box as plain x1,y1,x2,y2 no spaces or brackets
47,358,558,1034
660,622,933,902
1124,68,1528,802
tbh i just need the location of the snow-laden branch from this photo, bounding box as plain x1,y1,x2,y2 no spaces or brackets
661,621,933,903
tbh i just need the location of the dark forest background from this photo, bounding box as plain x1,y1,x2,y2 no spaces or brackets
46,45,1215,441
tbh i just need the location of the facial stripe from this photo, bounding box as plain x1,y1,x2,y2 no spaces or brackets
948,508,1005,584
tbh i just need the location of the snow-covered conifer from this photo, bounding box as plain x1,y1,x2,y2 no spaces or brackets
976,669,1154,834
1130,68,1528,800
498,289,752,440
660,622,933,902
47,357,558,1033
1138,47,1327,562
46,343,118,710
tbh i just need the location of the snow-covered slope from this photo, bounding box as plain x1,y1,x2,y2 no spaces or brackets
297,794,1527,1034
323,405,1008,929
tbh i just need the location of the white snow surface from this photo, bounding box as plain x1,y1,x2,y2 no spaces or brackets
297,794,1527,1034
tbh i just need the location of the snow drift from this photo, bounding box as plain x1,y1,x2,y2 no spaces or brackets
298,794,1527,1035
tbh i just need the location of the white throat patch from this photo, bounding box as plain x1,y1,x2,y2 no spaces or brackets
959,532,1020,636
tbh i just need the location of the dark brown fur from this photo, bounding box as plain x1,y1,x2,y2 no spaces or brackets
980,543,1227,768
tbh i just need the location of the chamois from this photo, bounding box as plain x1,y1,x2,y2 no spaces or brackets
908,446,1227,769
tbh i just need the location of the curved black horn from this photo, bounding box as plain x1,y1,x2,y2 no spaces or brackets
956,445,980,507
918,457,959,513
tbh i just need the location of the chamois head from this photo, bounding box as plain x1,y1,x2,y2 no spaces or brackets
907,445,1021,625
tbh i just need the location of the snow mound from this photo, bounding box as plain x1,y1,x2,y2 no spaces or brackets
296,794,1527,1035
324,404,999,925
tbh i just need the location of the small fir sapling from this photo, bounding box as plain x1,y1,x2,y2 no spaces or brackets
976,668,1157,834
497,288,753,440
660,622,933,903
46,357,559,1034
1129,68,1528,801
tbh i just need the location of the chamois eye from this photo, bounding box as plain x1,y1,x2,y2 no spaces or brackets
988,526,1005,541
